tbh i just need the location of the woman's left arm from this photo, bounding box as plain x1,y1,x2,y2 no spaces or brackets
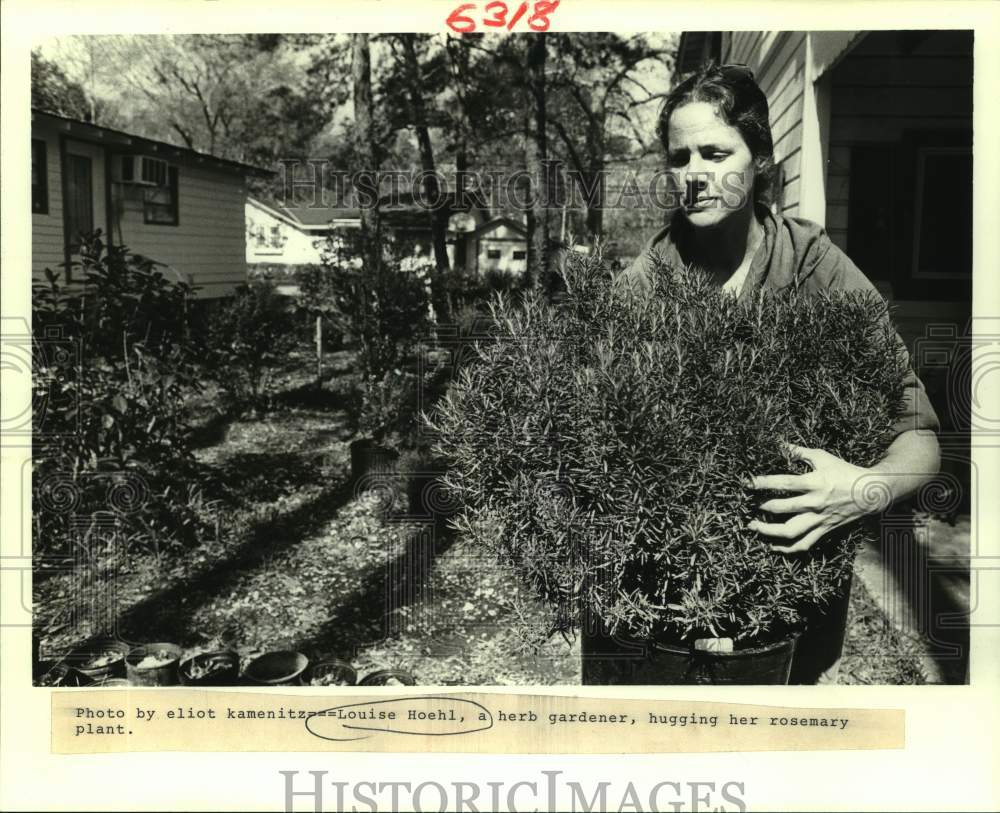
748,431,941,554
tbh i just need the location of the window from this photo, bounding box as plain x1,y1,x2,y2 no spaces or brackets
845,131,971,301
486,248,501,260
32,140,48,214
512,250,526,260
911,147,972,279
143,166,179,225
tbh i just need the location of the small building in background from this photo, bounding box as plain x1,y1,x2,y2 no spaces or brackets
31,109,270,299
454,216,529,277
247,198,530,281
246,198,361,267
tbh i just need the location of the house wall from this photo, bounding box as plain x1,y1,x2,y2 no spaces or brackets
724,31,808,216
31,120,67,279
115,162,248,299
246,202,335,266
32,117,251,299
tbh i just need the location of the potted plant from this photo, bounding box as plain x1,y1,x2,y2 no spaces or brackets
428,250,910,684
319,232,431,485
350,369,408,484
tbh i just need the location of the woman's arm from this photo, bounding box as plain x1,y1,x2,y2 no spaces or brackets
748,431,941,554
868,428,942,503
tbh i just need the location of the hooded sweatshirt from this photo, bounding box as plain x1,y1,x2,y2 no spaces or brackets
617,205,941,440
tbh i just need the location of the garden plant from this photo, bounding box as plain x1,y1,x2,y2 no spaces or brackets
429,249,911,658
32,233,209,558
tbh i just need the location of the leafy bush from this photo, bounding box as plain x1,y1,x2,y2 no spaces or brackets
32,233,208,557
204,281,299,411
429,249,909,646
319,231,431,382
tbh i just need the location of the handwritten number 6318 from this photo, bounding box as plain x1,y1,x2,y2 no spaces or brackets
446,1,561,33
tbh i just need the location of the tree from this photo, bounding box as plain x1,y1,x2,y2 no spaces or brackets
523,34,554,294
547,33,675,238
391,36,452,270
31,50,94,121
352,34,382,280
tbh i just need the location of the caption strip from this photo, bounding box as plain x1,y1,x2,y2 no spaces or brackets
52,692,903,754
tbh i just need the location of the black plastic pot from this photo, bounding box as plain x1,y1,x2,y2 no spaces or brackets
581,620,797,685
36,662,92,687
244,651,309,686
350,439,400,482
358,669,417,687
66,639,130,682
300,658,357,687
406,470,458,519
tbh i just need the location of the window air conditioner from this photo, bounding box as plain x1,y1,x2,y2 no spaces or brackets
111,154,169,186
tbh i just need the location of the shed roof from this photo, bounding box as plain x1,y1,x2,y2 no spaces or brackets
31,109,273,177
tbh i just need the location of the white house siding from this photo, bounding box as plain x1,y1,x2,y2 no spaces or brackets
245,200,343,266
116,162,248,299
31,121,67,279
724,31,808,216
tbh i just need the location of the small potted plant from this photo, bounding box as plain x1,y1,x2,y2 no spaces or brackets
126,643,183,686
67,639,131,683
429,250,910,684
349,370,408,484
301,658,357,687
179,651,240,686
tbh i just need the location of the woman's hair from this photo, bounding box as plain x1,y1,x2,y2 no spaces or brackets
656,62,778,207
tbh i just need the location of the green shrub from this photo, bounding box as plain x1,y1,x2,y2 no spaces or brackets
204,281,299,411
319,231,431,382
428,249,909,646
32,232,208,557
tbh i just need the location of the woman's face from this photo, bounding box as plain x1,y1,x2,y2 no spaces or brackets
666,101,757,228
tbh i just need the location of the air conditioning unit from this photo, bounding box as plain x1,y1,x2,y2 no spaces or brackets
111,154,169,186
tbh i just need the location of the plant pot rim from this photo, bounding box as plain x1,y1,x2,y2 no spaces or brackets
68,640,130,675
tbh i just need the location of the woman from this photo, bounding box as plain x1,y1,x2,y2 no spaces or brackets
619,63,941,683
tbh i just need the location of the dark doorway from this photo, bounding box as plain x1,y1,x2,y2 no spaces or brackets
65,153,94,252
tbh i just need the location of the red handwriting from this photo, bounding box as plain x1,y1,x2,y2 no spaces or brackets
446,1,560,33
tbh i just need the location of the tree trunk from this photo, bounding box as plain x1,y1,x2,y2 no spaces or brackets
399,35,451,275
524,34,552,296
351,33,381,279
352,34,382,378
584,111,606,239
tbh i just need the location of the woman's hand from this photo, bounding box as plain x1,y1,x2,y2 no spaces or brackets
747,442,889,554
